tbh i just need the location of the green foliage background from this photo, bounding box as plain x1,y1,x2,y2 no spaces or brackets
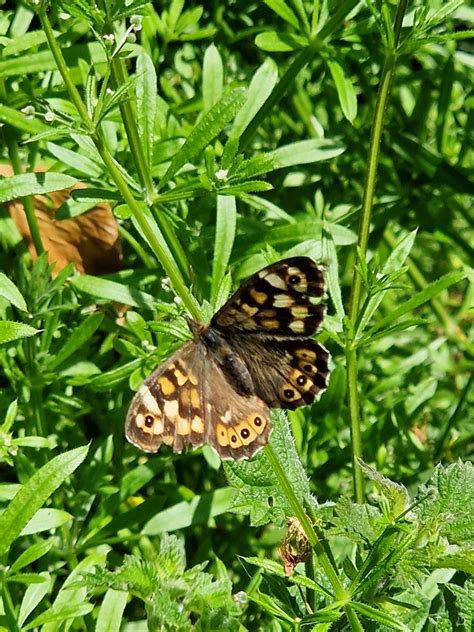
0,1,472,630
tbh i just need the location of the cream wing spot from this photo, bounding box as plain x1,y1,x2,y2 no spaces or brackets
289,319,305,334
174,369,188,386
273,293,293,307
191,416,204,433
153,418,164,434
163,399,179,419
136,413,145,429
264,272,287,290
140,386,161,415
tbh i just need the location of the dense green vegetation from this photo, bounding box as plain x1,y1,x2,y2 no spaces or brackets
0,1,472,630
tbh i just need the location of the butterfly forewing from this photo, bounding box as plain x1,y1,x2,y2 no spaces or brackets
211,257,326,337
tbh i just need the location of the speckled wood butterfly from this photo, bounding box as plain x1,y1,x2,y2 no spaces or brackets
125,257,330,460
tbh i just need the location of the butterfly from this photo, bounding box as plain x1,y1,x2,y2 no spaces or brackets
125,257,330,460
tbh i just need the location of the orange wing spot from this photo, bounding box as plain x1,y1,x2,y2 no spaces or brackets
174,369,188,386
235,422,257,445
159,376,175,396
188,371,199,386
260,319,280,329
249,287,268,304
190,388,200,409
228,429,243,448
161,435,174,446
216,423,229,447
180,389,191,406
294,348,317,361
241,303,259,316
289,369,312,392
176,417,191,435
259,308,277,318
248,413,266,435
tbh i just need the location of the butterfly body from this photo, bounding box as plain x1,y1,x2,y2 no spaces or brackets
126,257,330,460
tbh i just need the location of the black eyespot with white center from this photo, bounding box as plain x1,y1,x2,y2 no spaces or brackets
289,274,301,285
296,375,306,386
284,388,295,399
144,415,154,427
241,428,250,439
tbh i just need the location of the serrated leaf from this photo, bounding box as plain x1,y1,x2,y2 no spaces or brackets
0,321,39,343
159,88,247,190
0,172,78,204
225,410,311,526
417,461,474,545
358,461,410,519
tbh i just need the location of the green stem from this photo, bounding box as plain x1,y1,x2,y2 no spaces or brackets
38,10,201,321
1,583,21,632
266,444,363,628
265,445,346,599
435,371,473,460
1,125,44,256
346,0,408,503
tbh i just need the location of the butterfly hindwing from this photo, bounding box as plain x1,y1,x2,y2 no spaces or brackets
211,257,326,336
225,336,331,410
203,356,272,460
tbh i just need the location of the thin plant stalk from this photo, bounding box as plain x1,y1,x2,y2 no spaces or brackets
346,0,408,503
265,444,363,630
38,10,201,322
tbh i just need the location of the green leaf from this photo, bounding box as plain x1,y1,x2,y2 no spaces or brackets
42,550,108,632
225,410,311,526
95,589,128,632
255,31,308,52
20,508,73,536
327,60,358,123
202,44,223,110
10,540,53,573
18,572,51,628
143,487,235,535
45,142,102,178
22,603,94,630
358,461,410,519
417,461,474,545
0,273,27,311
366,270,467,337
70,276,160,311
211,195,236,307
136,52,157,169
263,0,300,28
0,445,88,557
0,321,39,344
229,58,279,141
351,600,406,630
48,312,104,370
0,172,78,204
159,88,247,190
